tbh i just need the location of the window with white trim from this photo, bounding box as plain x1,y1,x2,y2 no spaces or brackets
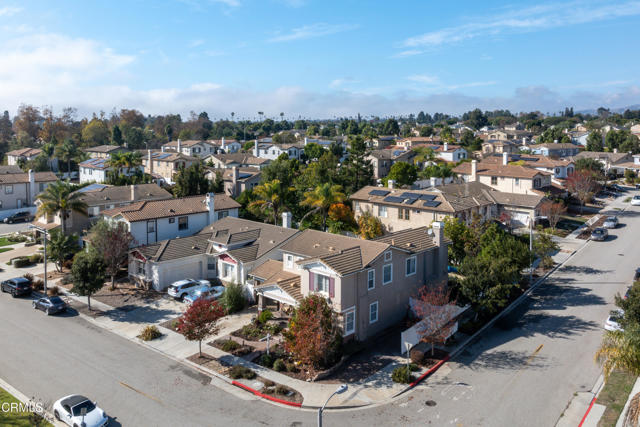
4,185,12,194
384,251,392,261
367,269,375,290
369,301,378,324
315,274,330,293
383,264,392,285
285,254,294,268
344,308,355,335
222,263,235,278
405,256,416,276
378,205,387,218
147,221,155,233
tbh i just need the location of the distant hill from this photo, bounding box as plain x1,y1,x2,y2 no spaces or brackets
576,104,640,115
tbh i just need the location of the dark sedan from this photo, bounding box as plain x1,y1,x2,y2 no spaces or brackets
32,296,67,315
1,277,32,297
3,211,34,223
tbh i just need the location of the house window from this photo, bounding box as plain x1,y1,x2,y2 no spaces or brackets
4,185,12,194
367,269,375,290
378,205,387,218
515,178,520,185
555,168,560,174
136,261,145,275
383,264,392,285
398,208,409,220
207,258,216,271
222,263,235,278
285,254,294,268
217,210,229,220
88,207,100,217
533,178,541,188
384,251,392,261
178,216,188,230
39,183,45,192
169,218,175,223
491,176,498,185
405,256,416,276
354,201,360,213
147,221,155,233
315,274,330,293
344,308,355,336
369,301,378,324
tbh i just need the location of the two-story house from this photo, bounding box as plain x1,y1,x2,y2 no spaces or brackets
573,151,633,175
128,215,299,291
209,138,242,154
254,225,449,341
84,145,129,159
204,153,270,170
417,143,468,163
253,141,304,160
482,153,575,179
140,150,198,185
161,139,217,157
529,143,581,157
205,166,261,198
78,157,144,184
481,140,520,156
101,192,240,246
0,169,57,217
366,149,416,179
6,148,42,166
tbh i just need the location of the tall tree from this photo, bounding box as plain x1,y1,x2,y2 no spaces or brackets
387,161,418,187
88,219,135,290
340,136,373,194
539,200,567,231
81,118,110,146
111,124,124,146
47,229,79,272
177,299,225,357
566,170,600,213
249,179,287,225
301,183,346,231
36,181,87,235
586,130,603,152
71,251,106,311
55,139,79,173
173,163,210,197
357,210,384,239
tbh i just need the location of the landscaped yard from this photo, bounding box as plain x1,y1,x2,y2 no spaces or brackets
0,247,13,253
0,386,52,427
597,371,637,427
0,237,19,247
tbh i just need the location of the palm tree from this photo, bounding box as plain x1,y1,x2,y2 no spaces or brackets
107,152,127,175
36,181,87,235
122,151,143,171
55,140,78,174
595,327,640,380
301,183,346,231
248,180,286,225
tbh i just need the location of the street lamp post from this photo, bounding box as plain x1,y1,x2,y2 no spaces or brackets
29,224,48,295
318,384,347,427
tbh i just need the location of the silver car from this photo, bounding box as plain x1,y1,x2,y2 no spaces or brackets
591,227,608,241
167,279,210,300
603,216,619,229
183,285,225,306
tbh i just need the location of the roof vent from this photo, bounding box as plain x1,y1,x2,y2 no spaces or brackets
192,245,198,250
269,240,275,244
314,243,320,248
169,208,175,213
329,246,335,251
391,239,395,246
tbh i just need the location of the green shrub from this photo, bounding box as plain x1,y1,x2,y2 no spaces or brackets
275,384,290,395
221,339,240,352
63,259,74,271
285,362,298,373
260,353,274,368
258,310,273,324
13,257,31,268
263,379,275,387
139,325,162,341
229,365,256,380
29,253,43,264
273,358,286,372
8,234,27,243
391,365,415,384
220,283,246,314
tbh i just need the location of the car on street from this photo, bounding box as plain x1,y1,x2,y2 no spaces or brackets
1,277,32,297
183,285,225,306
603,216,619,229
611,184,626,193
167,279,211,300
53,394,109,427
3,211,34,223
604,309,624,332
631,195,640,206
32,296,67,315
590,227,608,241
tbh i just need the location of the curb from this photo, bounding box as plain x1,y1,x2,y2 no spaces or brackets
578,396,597,427
231,380,302,408
393,355,451,397
0,376,63,426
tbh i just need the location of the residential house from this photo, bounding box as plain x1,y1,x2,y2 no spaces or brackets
253,140,304,160
453,157,553,196
205,166,262,197
482,153,575,179
366,148,416,179
128,215,299,291
209,138,242,154
78,157,144,184
6,148,42,166
161,139,217,157
84,145,129,159
366,136,397,149
529,143,581,158
418,143,468,162
481,140,521,156
573,151,634,175
616,155,640,174
396,136,442,150
630,124,640,137
0,169,57,217
33,183,171,234
255,225,449,341
570,131,592,147
141,150,198,185
204,152,270,170
504,123,524,131
102,192,240,246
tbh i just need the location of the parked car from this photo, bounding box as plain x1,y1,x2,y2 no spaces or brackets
590,227,608,241
167,279,210,300
604,309,624,332
1,277,32,297
612,184,627,192
32,296,67,315
631,195,640,206
53,394,108,427
3,211,34,223
183,285,225,306
603,216,619,229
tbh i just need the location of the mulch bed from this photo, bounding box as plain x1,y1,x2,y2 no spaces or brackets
209,338,254,357
230,321,286,341
159,316,181,333
66,298,106,318
92,283,163,309
577,216,607,239
35,269,67,282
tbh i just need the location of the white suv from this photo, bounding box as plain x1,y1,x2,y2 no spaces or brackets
167,279,210,300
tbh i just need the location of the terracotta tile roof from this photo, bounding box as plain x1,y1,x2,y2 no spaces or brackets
0,171,57,184
486,191,543,208
74,183,171,207
79,158,111,170
482,154,573,168
299,246,365,276
574,151,631,164
248,259,288,281
101,193,240,222
85,145,126,153
7,148,42,157
0,165,24,174
227,244,260,263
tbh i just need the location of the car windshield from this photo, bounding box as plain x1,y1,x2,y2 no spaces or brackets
606,217,616,221
49,296,63,304
71,400,96,416
593,229,604,234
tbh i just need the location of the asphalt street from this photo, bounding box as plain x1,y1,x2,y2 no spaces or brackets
0,200,637,426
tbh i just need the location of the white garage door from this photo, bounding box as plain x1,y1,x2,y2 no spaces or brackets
510,211,530,226
158,261,203,290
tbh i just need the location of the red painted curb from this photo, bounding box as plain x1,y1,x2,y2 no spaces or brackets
409,354,451,388
578,396,597,427
231,380,302,408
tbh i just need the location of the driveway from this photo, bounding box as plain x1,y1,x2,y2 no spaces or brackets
0,222,32,235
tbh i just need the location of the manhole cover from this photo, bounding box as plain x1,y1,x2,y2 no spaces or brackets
425,400,437,407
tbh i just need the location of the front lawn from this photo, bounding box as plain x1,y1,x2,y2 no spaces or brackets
0,247,13,253
0,386,52,427
597,371,637,427
0,237,17,247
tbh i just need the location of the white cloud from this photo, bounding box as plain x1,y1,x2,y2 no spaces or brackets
212,0,241,6
401,1,640,49
407,74,440,85
407,74,496,91
0,6,22,17
329,77,359,89
268,22,358,42
188,39,205,48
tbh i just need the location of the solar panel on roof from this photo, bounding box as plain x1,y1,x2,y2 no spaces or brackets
369,189,390,196
400,192,421,199
419,194,436,201
423,200,441,208
157,153,171,159
383,196,405,203
404,198,417,205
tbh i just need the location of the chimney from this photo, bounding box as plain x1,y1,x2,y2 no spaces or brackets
432,221,444,247
471,160,477,182
161,146,166,153
232,166,239,196
430,177,438,187
304,137,308,146
502,152,508,166
221,137,226,151
614,148,618,154
522,136,527,145
282,211,292,228
432,221,447,277
130,184,135,201
444,142,448,152
177,139,182,153
147,149,153,174
254,139,258,156
388,179,396,189
553,139,558,144
28,169,35,205
205,193,215,224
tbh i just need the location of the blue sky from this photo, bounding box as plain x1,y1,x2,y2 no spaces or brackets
0,0,639,118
